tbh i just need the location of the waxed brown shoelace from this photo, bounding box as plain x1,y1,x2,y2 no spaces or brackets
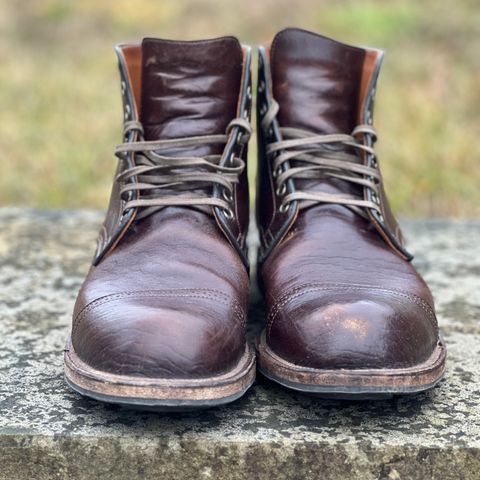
262,100,381,218
114,118,252,220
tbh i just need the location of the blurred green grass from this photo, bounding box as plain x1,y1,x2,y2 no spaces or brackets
0,0,479,216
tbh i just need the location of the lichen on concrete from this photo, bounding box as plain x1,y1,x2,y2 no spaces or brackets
0,208,479,479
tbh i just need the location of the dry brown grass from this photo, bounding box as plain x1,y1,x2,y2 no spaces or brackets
0,0,479,216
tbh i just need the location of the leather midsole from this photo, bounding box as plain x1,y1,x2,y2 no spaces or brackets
257,331,446,390
64,337,256,401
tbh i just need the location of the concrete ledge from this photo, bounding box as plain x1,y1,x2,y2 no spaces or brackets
0,208,479,479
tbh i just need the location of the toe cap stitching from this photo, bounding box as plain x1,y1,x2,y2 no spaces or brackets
73,288,246,336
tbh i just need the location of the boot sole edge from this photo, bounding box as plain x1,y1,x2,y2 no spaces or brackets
64,337,256,411
257,331,446,399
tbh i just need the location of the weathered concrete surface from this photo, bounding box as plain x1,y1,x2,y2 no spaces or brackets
0,207,479,480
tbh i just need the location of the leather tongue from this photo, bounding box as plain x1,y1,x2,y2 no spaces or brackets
140,37,243,156
270,28,365,134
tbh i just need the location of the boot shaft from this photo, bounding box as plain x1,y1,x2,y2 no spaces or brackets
256,28,409,263
93,37,253,267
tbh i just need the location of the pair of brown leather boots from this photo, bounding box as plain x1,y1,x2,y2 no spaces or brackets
64,28,446,410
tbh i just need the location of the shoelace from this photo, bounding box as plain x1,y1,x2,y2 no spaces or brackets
114,118,252,220
262,101,381,218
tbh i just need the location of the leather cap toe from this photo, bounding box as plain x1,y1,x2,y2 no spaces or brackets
72,291,245,378
267,287,438,370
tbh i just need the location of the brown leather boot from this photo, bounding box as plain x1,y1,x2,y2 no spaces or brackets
64,37,255,410
255,28,446,398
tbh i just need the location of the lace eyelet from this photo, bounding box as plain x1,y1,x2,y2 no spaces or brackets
121,81,126,94
222,188,233,202
258,81,265,93
124,104,131,120
223,208,234,220
276,183,286,196
279,202,290,213
246,85,252,100
272,166,282,179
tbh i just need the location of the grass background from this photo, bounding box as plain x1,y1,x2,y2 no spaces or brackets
1,0,479,216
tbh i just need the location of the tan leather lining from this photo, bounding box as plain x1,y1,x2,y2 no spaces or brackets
120,44,142,116
358,49,381,123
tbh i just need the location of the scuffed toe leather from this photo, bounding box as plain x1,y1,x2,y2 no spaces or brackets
72,290,245,378
267,287,438,370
